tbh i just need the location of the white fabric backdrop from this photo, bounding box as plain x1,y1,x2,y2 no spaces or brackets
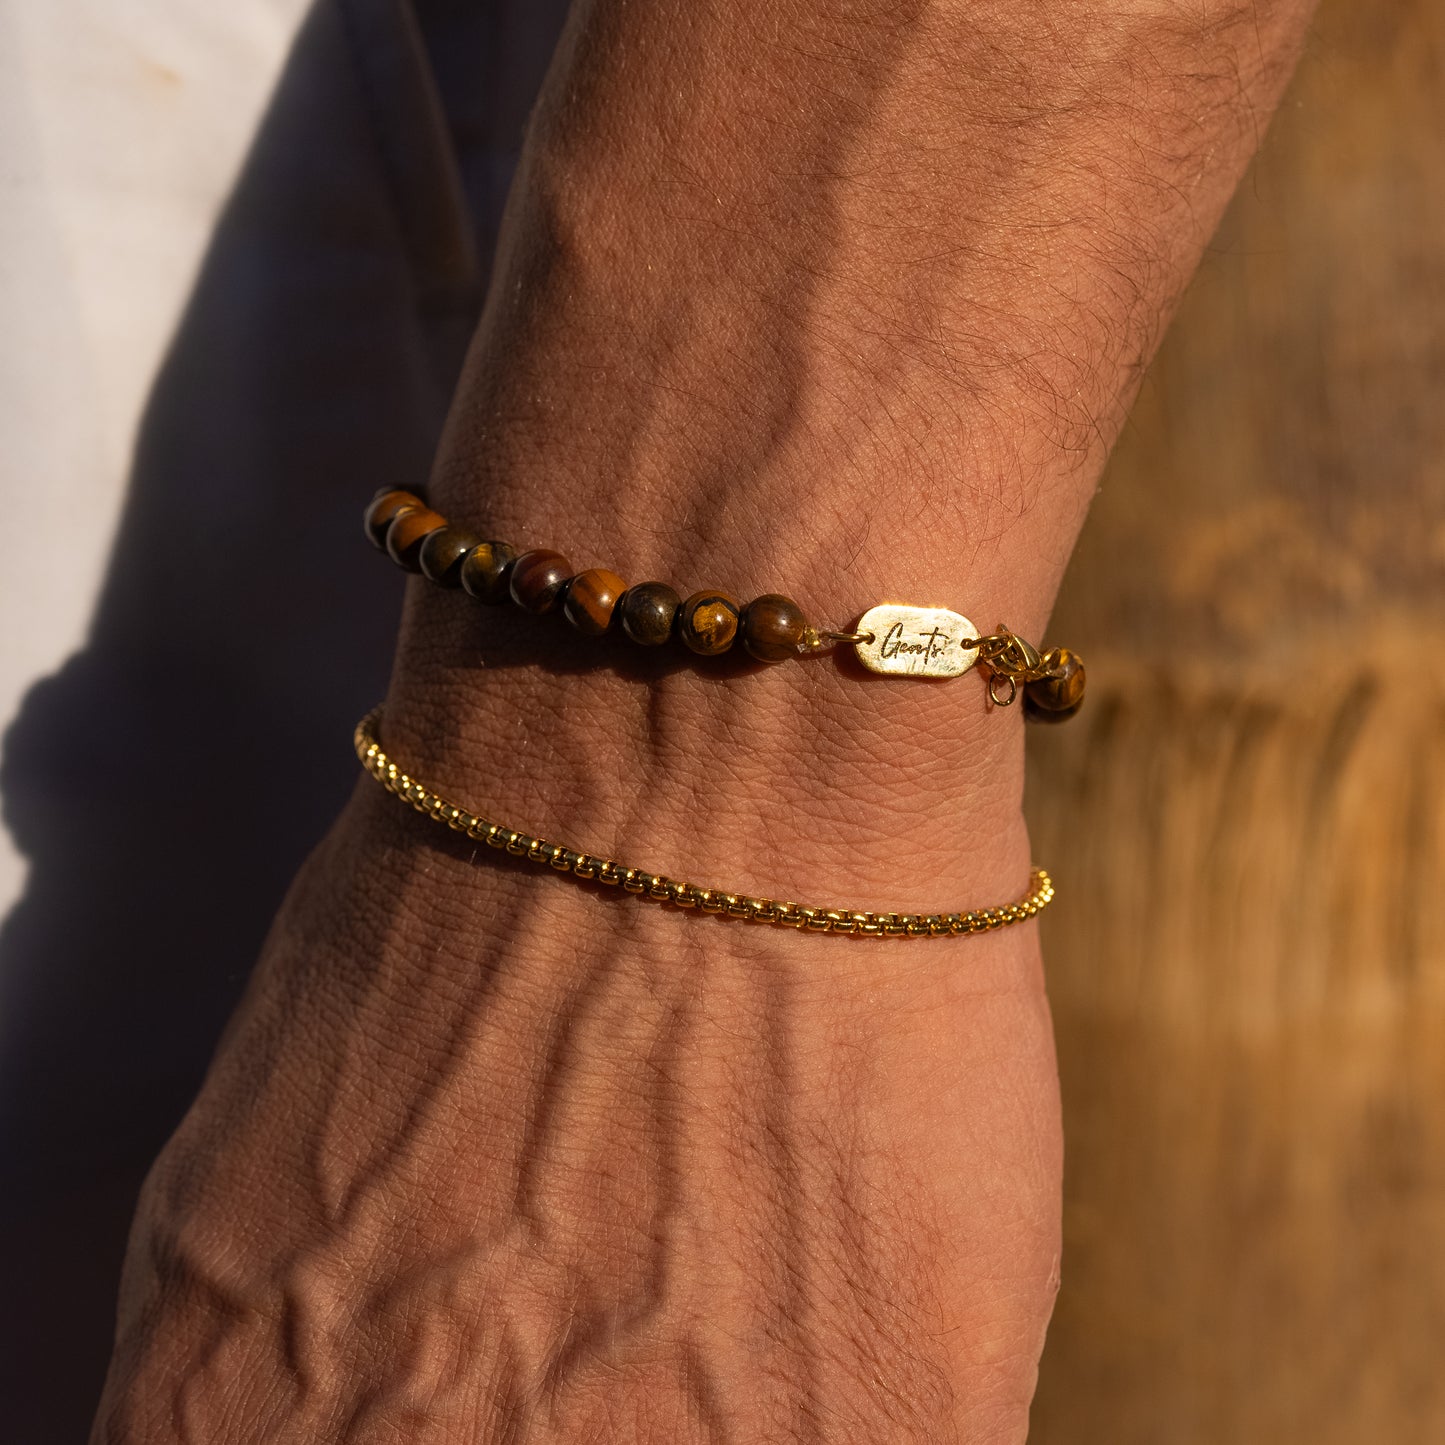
0,0,312,916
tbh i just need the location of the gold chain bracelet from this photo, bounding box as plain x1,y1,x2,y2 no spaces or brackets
356,710,1054,939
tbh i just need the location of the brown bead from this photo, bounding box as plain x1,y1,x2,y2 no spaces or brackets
458,541,517,604
385,506,447,570
418,525,482,587
364,488,424,549
619,582,681,647
509,549,573,613
563,568,627,637
1022,649,1086,724
741,593,808,663
679,591,741,656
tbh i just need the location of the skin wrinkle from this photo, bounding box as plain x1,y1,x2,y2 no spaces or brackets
752,972,825,1445
537,947,768,1421
411,1240,526,1435
165,1303,269,1445
508,951,625,1234
336,1237,516,1439
500,947,693,1415
490,1324,529,1445
297,1214,499,1432
282,848,526,1231
276,1255,324,1408
125,1272,252,1445
678,1341,732,1445
807,1087,962,1438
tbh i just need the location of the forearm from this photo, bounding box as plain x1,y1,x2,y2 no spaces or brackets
437,0,1309,554
386,0,1316,898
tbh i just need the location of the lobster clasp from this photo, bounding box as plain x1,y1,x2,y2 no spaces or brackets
972,627,1055,706
975,626,1037,670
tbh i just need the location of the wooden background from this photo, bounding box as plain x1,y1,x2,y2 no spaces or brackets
1027,1,1445,1439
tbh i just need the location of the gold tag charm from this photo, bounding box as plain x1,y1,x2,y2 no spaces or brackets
853,604,980,679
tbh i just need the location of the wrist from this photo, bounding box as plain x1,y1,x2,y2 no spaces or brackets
378,603,1033,924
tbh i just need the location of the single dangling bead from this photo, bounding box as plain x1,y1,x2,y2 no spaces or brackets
1022,648,1086,723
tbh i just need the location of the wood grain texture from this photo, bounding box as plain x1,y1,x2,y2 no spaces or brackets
1027,3,1445,1439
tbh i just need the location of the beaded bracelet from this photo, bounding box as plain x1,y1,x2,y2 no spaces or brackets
365,487,1085,721
356,710,1054,938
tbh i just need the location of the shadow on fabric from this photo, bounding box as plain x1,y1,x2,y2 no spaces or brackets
0,0,569,1435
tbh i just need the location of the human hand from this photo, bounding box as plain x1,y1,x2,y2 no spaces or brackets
92,0,1316,1438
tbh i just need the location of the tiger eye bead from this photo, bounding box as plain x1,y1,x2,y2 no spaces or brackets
364,488,423,549
1022,648,1086,723
563,569,627,637
385,506,447,570
679,591,741,656
418,525,482,587
509,549,573,613
618,582,681,647
458,541,517,604
740,593,808,663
